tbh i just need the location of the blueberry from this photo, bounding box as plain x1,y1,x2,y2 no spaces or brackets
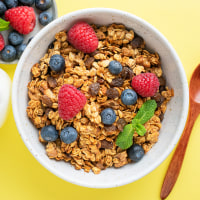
41,125,58,142
39,11,53,26
108,60,123,75
49,54,65,72
101,108,116,125
8,31,24,46
19,0,34,6
35,0,52,11
0,1,7,16
60,127,78,144
121,89,138,105
127,144,145,162
4,0,18,9
16,44,26,59
1,45,16,62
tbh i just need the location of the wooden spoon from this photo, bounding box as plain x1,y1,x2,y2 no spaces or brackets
160,64,200,199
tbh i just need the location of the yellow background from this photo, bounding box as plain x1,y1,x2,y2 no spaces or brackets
0,0,200,199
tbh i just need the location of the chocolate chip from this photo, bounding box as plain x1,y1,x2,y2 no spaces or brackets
89,82,100,96
85,57,95,68
104,124,117,132
90,50,100,57
97,77,105,84
159,86,166,93
110,78,124,87
121,67,134,80
131,36,145,49
106,88,119,99
47,76,57,88
41,95,53,107
116,118,127,132
95,162,105,170
152,92,162,102
152,93,165,107
159,113,164,121
45,108,53,117
100,139,113,149
158,77,166,86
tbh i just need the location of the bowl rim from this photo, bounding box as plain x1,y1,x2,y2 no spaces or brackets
12,7,189,188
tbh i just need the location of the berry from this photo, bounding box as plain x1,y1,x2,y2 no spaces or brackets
121,89,137,105
0,34,5,51
67,21,98,53
58,84,87,121
16,43,26,59
108,60,122,75
60,127,78,144
4,0,18,9
19,0,34,6
0,1,7,16
131,73,160,97
39,11,53,26
40,125,58,142
101,108,116,125
8,31,24,46
127,144,145,162
49,54,65,72
1,45,16,62
5,6,36,35
35,0,52,11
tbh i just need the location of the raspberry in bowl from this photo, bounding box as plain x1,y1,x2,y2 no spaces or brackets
12,8,189,188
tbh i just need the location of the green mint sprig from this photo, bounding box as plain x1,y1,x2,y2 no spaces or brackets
0,18,10,32
116,100,157,150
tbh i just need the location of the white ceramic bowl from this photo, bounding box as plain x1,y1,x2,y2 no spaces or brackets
12,8,189,188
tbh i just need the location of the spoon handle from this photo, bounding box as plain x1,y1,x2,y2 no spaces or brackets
160,103,199,199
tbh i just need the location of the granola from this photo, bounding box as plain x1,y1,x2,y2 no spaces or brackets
26,24,174,174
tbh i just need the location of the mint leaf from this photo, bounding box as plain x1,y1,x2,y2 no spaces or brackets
116,124,135,150
134,123,146,136
132,100,157,125
116,100,157,149
0,18,10,32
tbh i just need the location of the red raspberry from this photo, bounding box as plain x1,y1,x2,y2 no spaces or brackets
67,21,98,53
58,84,87,120
5,6,36,35
0,34,5,51
131,73,160,97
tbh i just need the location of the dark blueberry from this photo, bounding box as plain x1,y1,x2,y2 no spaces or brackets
35,0,52,11
39,11,53,26
0,1,7,16
49,54,65,72
60,127,78,144
101,108,116,125
4,0,18,9
108,60,123,75
16,44,26,59
8,31,24,46
121,89,137,105
19,0,34,6
41,125,58,142
1,45,16,62
27,37,34,44
127,144,145,162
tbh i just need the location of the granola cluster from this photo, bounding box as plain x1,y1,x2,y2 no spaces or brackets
26,24,174,174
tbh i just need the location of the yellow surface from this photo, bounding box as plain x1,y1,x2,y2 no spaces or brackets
0,0,200,199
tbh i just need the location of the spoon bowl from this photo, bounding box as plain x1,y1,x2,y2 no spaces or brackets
190,64,200,103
